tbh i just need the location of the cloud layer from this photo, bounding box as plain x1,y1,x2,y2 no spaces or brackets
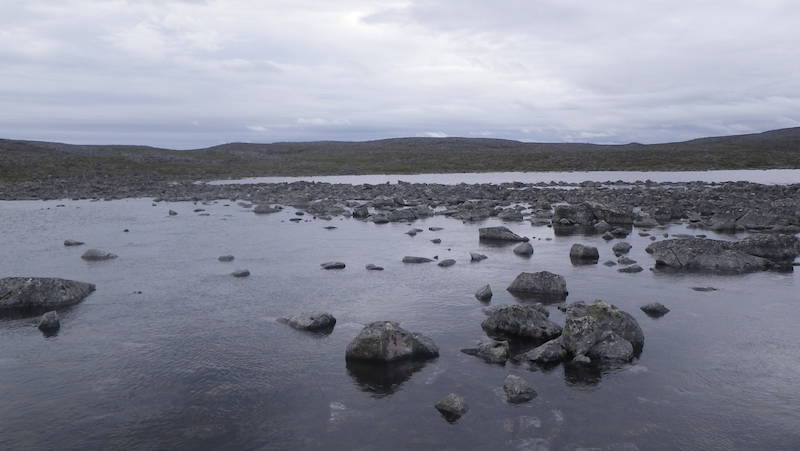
2,0,799,148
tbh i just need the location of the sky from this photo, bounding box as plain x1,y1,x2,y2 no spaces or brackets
2,0,799,149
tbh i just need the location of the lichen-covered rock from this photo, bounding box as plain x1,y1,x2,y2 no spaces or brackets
479,226,528,242
481,304,562,340
0,277,95,310
562,316,603,356
585,301,644,350
345,321,439,362
278,311,336,331
507,271,568,295
460,339,510,364
503,375,537,403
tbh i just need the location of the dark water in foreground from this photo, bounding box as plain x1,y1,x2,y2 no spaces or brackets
1,198,799,450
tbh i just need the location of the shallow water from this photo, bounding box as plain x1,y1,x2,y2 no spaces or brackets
1,198,799,450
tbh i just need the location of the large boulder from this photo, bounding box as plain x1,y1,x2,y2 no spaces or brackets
727,234,800,261
345,321,439,362
481,304,562,340
507,271,568,295
645,238,774,271
586,332,634,362
278,311,337,331
558,300,644,362
0,277,96,310
479,226,528,242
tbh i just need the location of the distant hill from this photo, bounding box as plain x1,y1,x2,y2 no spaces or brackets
1,127,799,185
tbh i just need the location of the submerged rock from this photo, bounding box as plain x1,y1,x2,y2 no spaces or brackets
0,277,96,310
365,263,384,271
231,269,250,277
470,252,488,261
218,255,235,262
345,321,439,362
63,239,84,246
278,311,336,331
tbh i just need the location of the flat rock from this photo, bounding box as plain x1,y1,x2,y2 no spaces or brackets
231,269,250,277
321,261,346,269
402,256,433,263
38,311,60,331
345,321,439,362
277,311,336,331
460,339,510,364
63,239,84,246
617,264,643,273
218,255,235,262
365,263,384,271
437,259,456,267
0,277,96,310
479,226,528,242
81,249,117,260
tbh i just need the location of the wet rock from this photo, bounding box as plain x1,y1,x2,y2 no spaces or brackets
461,339,510,364
277,311,336,331
63,239,84,246
231,269,250,277
617,265,643,273
434,393,469,422
38,311,60,331
217,255,235,262
470,252,488,261
475,284,493,301
253,204,281,214
81,249,117,260
503,375,537,403
570,244,599,261
345,321,439,362
321,261,346,269
576,300,644,350
402,256,433,263
612,242,632,255
507,271,568,295
513,242,534,256
365,263,384,271
521,338,567,364
437,259,456,267
0,277,96,310
640,302,670,317
481,304,562,340
479,226,528,242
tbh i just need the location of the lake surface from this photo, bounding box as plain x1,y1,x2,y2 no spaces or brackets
1,189,799,450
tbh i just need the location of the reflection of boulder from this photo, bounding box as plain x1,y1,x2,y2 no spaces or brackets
346,359,429,397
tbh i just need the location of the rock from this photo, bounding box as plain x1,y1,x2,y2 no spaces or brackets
479,226,528,242
321,261,346,269
691,286,717,292
460,339,510,364
80,249,117,260
645,238,773,271
431,238,441,244
610,227,630,238
475,284,493,301
434,393,469,422
405,228,422,236
277,311,336,331
345,321,439,362
594,220,613,233
365,263,384,271
612,242,632,255
513,242,534,256
402,256,433,263
601,231,615,241
617,256,637,265
218,255,235,262
584,300,644,350
571,354,592,365
437,259,456,267
562,316,604,356
587,332,634,362
640,302,670,317
728,234,800,261
470,252,488,261
507,271,568,295
37,311,60,331
63,239,84,246
231,269,250,277
617,265,643,273
481,304,562,340
558,300,643,361
503,375,537,403
570,244,599,261
168,209,177,216
0,277,96,310
253,204,281,214
521,338,567,364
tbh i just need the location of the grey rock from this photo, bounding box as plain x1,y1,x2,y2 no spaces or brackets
218,255,235,262
168,209,177,216
601,231,615,241
365,263,384,271
507,271,568,295
521,338,567,364
646,235,800,271
562,316,604,356
617,264,643,273
594,220,613,233
431,238,442,244
513,242,534,256
585,300,644,350
321,261,346,269
345,321,439,362
691,286,717,292
231,269,250,277
612,242,632,255
475,284,493,301
470,252,488,261
603,260,617,266
640,302,670,317
277,311,336,331
570,244,599,260
479,226,528,242
38,311,60,331
63,239,84,246
481,304,562,340
402,256,433,263
617,256,637,265
0,277,96,310
571,354,592,365
587,332,634,362
437,259,456,267
434,393,469,421
81,249,117,261
253,204,281,214
503,375,537,403
405,228,422,236
461,339,510,364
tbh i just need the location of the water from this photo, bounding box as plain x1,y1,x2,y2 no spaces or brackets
0,193,799,450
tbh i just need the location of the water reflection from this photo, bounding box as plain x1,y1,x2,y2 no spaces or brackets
346,359,433,398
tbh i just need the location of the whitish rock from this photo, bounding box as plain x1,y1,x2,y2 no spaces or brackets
434,393,469,422
38,311,60,331
345,321,439,362
81,249,117,261
475,284,493,301
503,375,537,403
0,277,96,310
278,311,336,331
507,271,568,295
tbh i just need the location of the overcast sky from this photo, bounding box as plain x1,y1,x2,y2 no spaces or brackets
2,0,799,149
